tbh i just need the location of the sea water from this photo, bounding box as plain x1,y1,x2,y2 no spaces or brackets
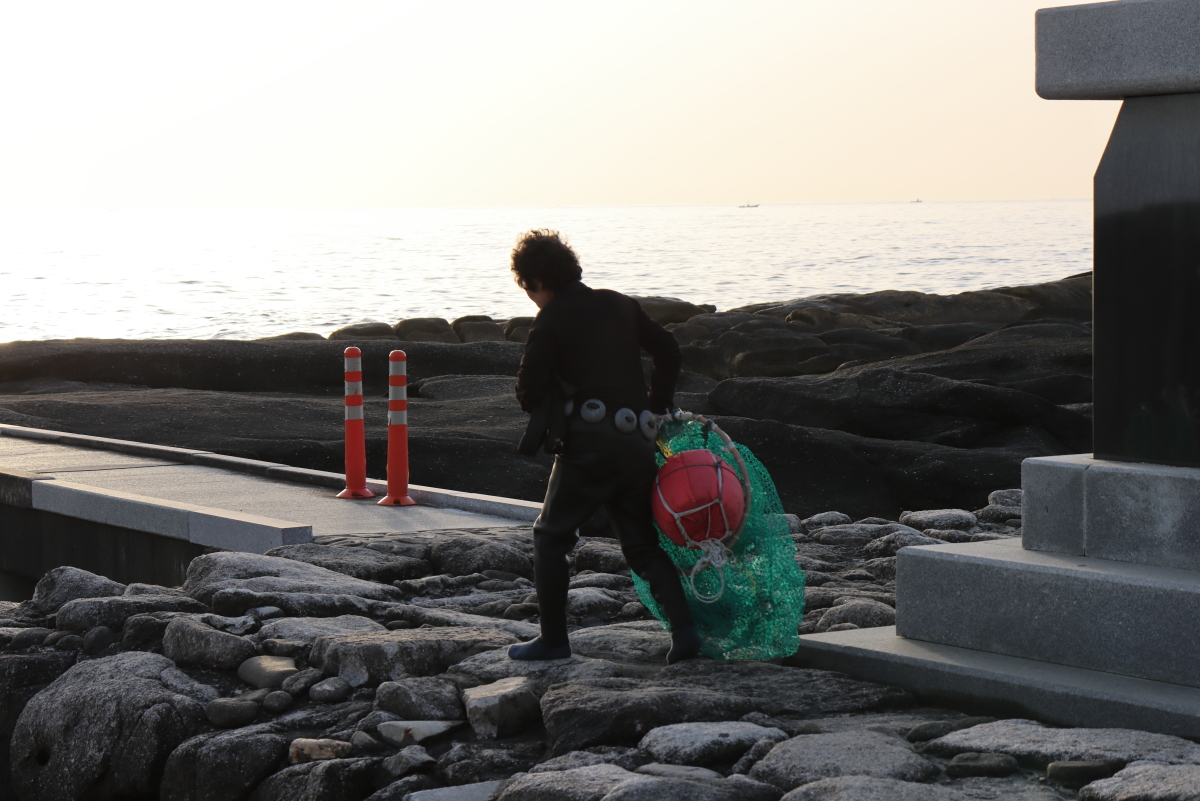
0,200,1092,343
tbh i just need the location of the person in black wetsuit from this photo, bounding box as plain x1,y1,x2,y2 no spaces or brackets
507,229,702,664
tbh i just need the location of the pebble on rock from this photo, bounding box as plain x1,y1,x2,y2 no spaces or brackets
262,690,293,714
82,625,116,655
205,698,259,729
288,738,353,764
53,634,84,651
309,677,352,703
907,721,956,743
237,655,299,689
281,667,323,697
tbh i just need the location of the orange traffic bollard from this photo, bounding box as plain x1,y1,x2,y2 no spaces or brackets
378,350,417,506
337,346,375,499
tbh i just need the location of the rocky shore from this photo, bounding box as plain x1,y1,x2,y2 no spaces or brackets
0,272,1093,519
0,495,1193,801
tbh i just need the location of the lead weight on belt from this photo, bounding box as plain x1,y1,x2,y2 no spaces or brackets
638,409,660,440
580,399,606,423
564,398,574,417
614,407,638,434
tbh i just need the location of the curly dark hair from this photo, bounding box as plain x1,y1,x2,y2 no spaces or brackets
510,229,582,291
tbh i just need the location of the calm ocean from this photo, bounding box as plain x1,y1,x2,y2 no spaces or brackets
0,201,1092,343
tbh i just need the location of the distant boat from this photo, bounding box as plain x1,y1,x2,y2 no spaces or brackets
738,203,759,208
911,199,922,203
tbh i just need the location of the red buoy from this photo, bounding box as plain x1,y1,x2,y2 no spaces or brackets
652,449,745,547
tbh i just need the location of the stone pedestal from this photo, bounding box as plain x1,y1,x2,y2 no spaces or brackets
791,0,1200,734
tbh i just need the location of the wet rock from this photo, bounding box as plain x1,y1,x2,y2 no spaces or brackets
816,600,896,632
376,720,464,747
310,677,353,703
312,627,517,686
945,752,1020,778
265,544,432,584
247,757,379,801
290,737,354,763
542,662,909,756
496,763,637,801
238,655,299,689
749,730,939,791
163,618,258,671
56,595,209,632
438,740,545,784
570,621,671,663
375,677,464,720
463,676,541,739
160,728,289,801
11,652,216,801
30,566,125,615
922,719,1200,767
207,698,260,728
448,648,621,696
638,721,788,766
256,614,385,644
183,552,401,606
430,535,533,580
898,509,977,531
1078,763,1200,800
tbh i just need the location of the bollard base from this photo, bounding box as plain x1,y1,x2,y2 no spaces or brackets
337,487,376,499
378,494,417,507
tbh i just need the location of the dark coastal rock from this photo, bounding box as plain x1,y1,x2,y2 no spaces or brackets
604,774,783,801
629,296,715,325
329,322,400,341
749,730,939,790
457,320,508,343
0,651,77,799
247,757,379,801
638,721,788,766
11,652,217,801
312,627,518,686
263,544,431,584
29,566,125,615
384,604,540,639
1078,763,1200,801
573,540,629,573
709,367,1090,453
375,676,464,719
922,719,1200,767
162,618,258,671
160,730,290,801
496,764,638,801
393,317,456,342
448,648,621,696
210,589,384,618
816,600,896,632
183,552,402,606
255,614,385,644
541,663,910,755
569,621,671,663
438,741,545,784
430,535,534,580
894,322,1001,352
55,594,209,632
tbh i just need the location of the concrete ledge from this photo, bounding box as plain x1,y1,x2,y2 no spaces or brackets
27,478,311,553
0,424,541,524
1037,0,1200,99
790,626,1200,738
896,538,1200,688
1021,454,1087,555
0,467,55,508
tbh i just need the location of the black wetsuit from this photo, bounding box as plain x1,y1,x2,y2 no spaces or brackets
516,281,695,647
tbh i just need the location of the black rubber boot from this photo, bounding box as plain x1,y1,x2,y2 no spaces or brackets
667,624,702,664
509,638,572,661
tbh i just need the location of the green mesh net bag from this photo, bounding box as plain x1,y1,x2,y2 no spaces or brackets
631,415,807,661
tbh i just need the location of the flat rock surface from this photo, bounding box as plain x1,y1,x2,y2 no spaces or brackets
264,544,431,584
923,720,1200,767
638,721,787,766
254,614,385,644
312,626,518,686
496,763,637,801
749,730,939,791
183,552,401,605
1079,763,1200,801
447,649,622,695
569,621,671,663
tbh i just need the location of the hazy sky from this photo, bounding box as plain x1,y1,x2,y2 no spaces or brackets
0,1,1119,209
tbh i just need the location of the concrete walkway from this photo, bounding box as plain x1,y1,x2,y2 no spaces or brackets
0,424,538,554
